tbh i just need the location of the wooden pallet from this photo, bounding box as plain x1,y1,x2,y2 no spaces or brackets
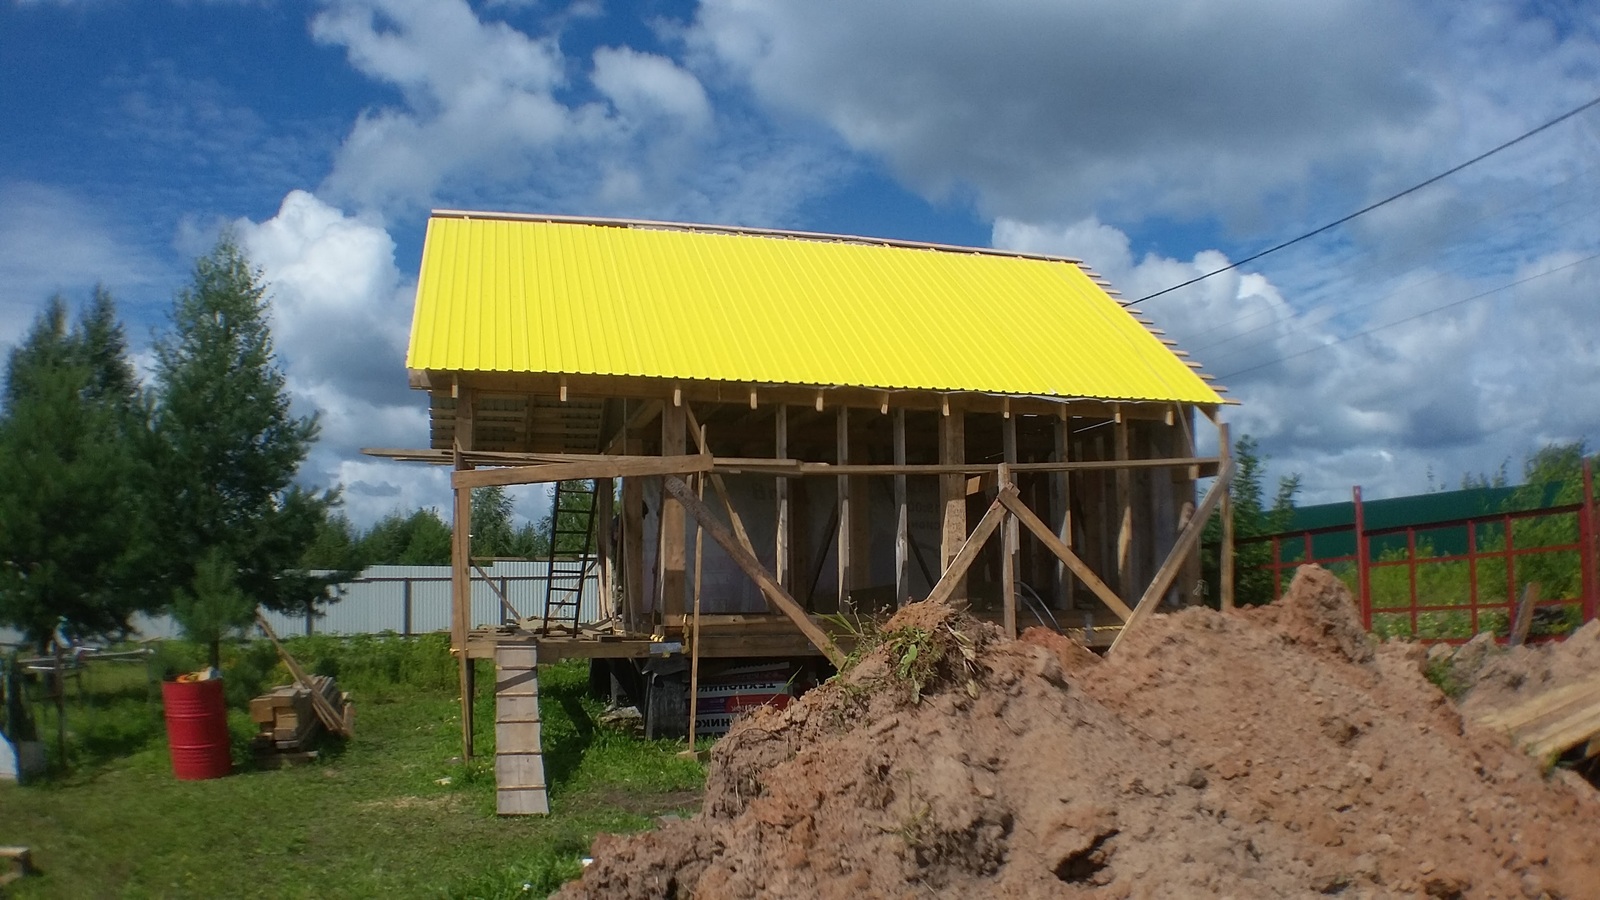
495,645,548,816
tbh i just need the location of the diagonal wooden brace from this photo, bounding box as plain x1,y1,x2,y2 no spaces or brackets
1109,458,1235,655
997,490,1134,621
663,476,846,668
924,487,1015,607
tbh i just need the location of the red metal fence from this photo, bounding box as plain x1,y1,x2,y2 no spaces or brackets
1242,462,1599,643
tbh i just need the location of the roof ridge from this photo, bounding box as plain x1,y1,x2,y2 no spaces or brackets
428,208,1086,266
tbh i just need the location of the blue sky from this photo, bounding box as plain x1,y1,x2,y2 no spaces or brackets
4,0,1600,527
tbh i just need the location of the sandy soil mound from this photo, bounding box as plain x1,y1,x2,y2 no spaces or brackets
557,566,1600,899
1447,619,1600,720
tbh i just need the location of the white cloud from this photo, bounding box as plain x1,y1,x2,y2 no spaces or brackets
592,46,712,129
999,215,1600,502
0,182,162,354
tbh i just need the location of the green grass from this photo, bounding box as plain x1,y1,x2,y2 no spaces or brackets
0,636,705,899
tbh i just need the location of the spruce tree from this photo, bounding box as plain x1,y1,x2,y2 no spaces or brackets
0,293,158,648
152,235,340,657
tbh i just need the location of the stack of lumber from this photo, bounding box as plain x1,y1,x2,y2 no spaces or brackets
1473,671,1600,762
249,676,350,763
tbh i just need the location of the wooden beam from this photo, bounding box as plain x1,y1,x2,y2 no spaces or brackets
1115,416,1133,596
594,478,615,622
837,406,851,611
452,476,474,759
662,476,846,667
451,453,711,489
709,456,1221,477
1109,457,1235,655
473,562,523,621
776,405,790,592
893,408,909,604
939,409,967,602
997,490,1134,621
926,490,1012,608
1052,417,1074,607
622,470,644,632
602,399,664,455
661,405,688,622
1510,582,1540,648
1002,420,1018,637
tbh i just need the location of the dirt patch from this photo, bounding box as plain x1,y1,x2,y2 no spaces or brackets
558,566,1600,898
1447,619,1600,718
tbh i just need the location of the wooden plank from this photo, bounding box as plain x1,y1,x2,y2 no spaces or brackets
622,461,645,633
662,476,846,667
495,692,542,722
1109,458,1235,655
497,787,551,816
495,721,544,753
254,615,351,738
1052,417,1074,606
893,408,909,604
495,645,540,669
710,456,1222,477
837,406,851,611
473,562,523,621
452,386,475,760
1115,416,1133,595
594,478,615,621
451,453,711,489
495,753,548,788
1510,582,1540,648
939,409,967,602
602,399,664,455
1477,672,1600,731
776,405,790,592
926,491,1012,608
661,406,688,622
997,490,1134,621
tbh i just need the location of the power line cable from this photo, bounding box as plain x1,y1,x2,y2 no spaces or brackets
1216,251,1600,380
1123,93,1600,308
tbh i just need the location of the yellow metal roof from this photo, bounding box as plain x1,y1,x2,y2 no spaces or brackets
408,213,1222,405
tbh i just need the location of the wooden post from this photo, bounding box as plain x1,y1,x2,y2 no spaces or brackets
661,402,688,623
662,477,846,667
1510,582,1540,648
1115,413,1133,599
776,405,790,592
1052,416,1073,608
837,406,851,611
1000,464,1017,638
595,478,615,623
1354,485,1371,630
452,476,474,759
893,408,909,604
1582,459,1597,624
452,382,475,760
688,453,705,748
939,406,967,601
1219,422,1234,612
1109,457,1234,655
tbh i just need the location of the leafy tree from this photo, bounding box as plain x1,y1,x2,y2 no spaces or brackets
1201,435,1300,607
302,513,366,571
471,485,517,558
358,508,453,565
151,235,341,644
0,293,159,649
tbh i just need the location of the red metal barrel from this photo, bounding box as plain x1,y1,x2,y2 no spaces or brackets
161,678,232,780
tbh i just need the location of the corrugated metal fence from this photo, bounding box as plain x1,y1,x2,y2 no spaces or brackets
0,562,602,646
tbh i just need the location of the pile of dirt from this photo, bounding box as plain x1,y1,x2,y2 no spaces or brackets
1444,620,1600,719
557,566,1600,899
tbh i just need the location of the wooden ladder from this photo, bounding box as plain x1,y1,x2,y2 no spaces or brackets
541,479,598,633
494,644,548,815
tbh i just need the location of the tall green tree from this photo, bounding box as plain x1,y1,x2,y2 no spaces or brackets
0,292,159,648
152,235,340,660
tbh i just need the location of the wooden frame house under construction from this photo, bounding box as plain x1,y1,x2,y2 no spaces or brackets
371,210,1237,814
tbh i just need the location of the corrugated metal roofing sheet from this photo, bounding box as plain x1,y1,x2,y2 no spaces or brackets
408,214,1222,405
